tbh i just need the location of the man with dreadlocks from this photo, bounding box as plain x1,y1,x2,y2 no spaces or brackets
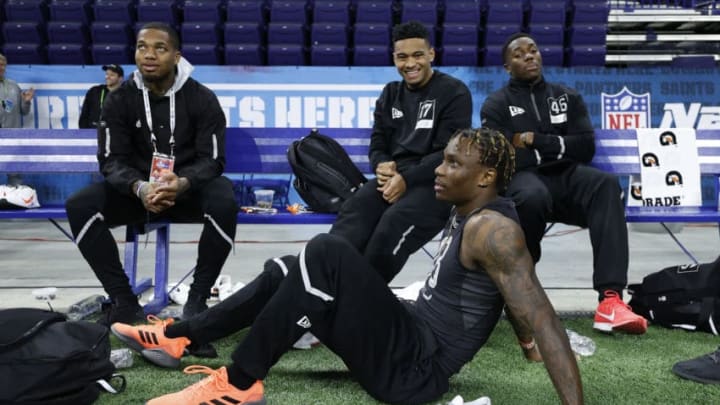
112,128,584,405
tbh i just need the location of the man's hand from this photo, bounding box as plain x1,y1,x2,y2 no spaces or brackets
135,171,190,213
377,173,406,204
512,132,534,148
21,88,35,103
375,161,397,186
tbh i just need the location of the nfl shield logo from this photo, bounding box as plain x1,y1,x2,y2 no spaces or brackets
601,86,651,129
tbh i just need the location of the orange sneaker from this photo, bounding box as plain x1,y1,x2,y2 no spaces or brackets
111,315,190,368
146,366,265,405
593,290,648,334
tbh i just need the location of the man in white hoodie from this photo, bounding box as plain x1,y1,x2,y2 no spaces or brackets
65,22,237,326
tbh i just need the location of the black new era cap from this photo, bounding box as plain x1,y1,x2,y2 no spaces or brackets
102,64,124,76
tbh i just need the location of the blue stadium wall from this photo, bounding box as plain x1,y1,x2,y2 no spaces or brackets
8,65,720,130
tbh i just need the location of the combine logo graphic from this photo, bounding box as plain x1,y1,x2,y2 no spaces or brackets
630,183,643,200
641,153,660,167
665,171,683,186
601,87,651,129
659,131,678,146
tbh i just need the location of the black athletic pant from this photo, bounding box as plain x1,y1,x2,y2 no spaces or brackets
505,164,628,294
329,178,451,282
65,177,238,300
184,234,449,405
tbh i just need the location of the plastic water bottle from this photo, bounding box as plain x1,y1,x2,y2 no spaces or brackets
566,329,596,357
110,348,133,369
66,294,105,321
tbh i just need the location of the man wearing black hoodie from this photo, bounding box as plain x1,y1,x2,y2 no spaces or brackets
481,32,647,335
66,22,237,325
329,21,472,282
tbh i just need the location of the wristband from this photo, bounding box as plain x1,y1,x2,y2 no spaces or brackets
135,181,147,199
519,338,536,350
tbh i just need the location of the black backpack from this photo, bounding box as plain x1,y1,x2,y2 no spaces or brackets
287,129,367,213
0,308,121,404
628,256,720,335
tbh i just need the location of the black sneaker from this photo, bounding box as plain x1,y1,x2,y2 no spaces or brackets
185,341,219,358
672,346,720,384
97,298,145,327
182,293,209,320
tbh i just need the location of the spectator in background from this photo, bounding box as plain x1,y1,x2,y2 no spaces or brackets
0,52,35,185
65,22,237,326
480,32,647,335
329,21,473,282
79,64,124,129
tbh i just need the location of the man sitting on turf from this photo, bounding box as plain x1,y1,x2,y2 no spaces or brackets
111,128,584,405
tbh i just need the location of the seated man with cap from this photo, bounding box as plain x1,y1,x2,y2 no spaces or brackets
79,64,124,129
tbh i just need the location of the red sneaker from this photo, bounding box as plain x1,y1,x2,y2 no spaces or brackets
146,366,265,405
593,290,648,334
111,315,190,368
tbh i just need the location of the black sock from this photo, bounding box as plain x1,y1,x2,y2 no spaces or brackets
165,321,192,339
226,363,256,390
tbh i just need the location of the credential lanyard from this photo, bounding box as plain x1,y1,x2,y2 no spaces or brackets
142,86,176,156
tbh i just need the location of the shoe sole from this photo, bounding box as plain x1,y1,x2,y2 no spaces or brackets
145,398,266,405
672,365,720,384
593,320,648,334
141,348,181,369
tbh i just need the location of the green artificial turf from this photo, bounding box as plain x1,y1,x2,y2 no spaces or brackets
98,318,720,404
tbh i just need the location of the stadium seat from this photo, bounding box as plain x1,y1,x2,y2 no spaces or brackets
224,21,264,44
355,1,394,24
483,45,503,66
443,1,481,24
311,22,348,46
538,44,564,66
352,44,390,66
181,43,222,64
400,1,438,25
441,23,479,47
94,0,136,24
137,0,180,26
310,44,347,66
226,0,266,22
529,24,565,47
2,42,47,64
528,1,568,25
48,21,90,45
486,1,525,27
572,1,610,24
269,0,308,24
571,23,606,46
48,43,91,64
183,0,223,23
225,43,264,65
313,0,350,24
569,44,606,66
49,0,92,24
5,0,49,22
91,43,133,64
267,43,306,65
182,22,221,44
353,22,390,46
91,22,133,45
268,22,305,46
484,23,517,48
441,45,478,66
3,21,47,44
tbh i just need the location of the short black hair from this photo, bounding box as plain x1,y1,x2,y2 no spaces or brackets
501,32,534,64
392,21,431,46
138,22,181,50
